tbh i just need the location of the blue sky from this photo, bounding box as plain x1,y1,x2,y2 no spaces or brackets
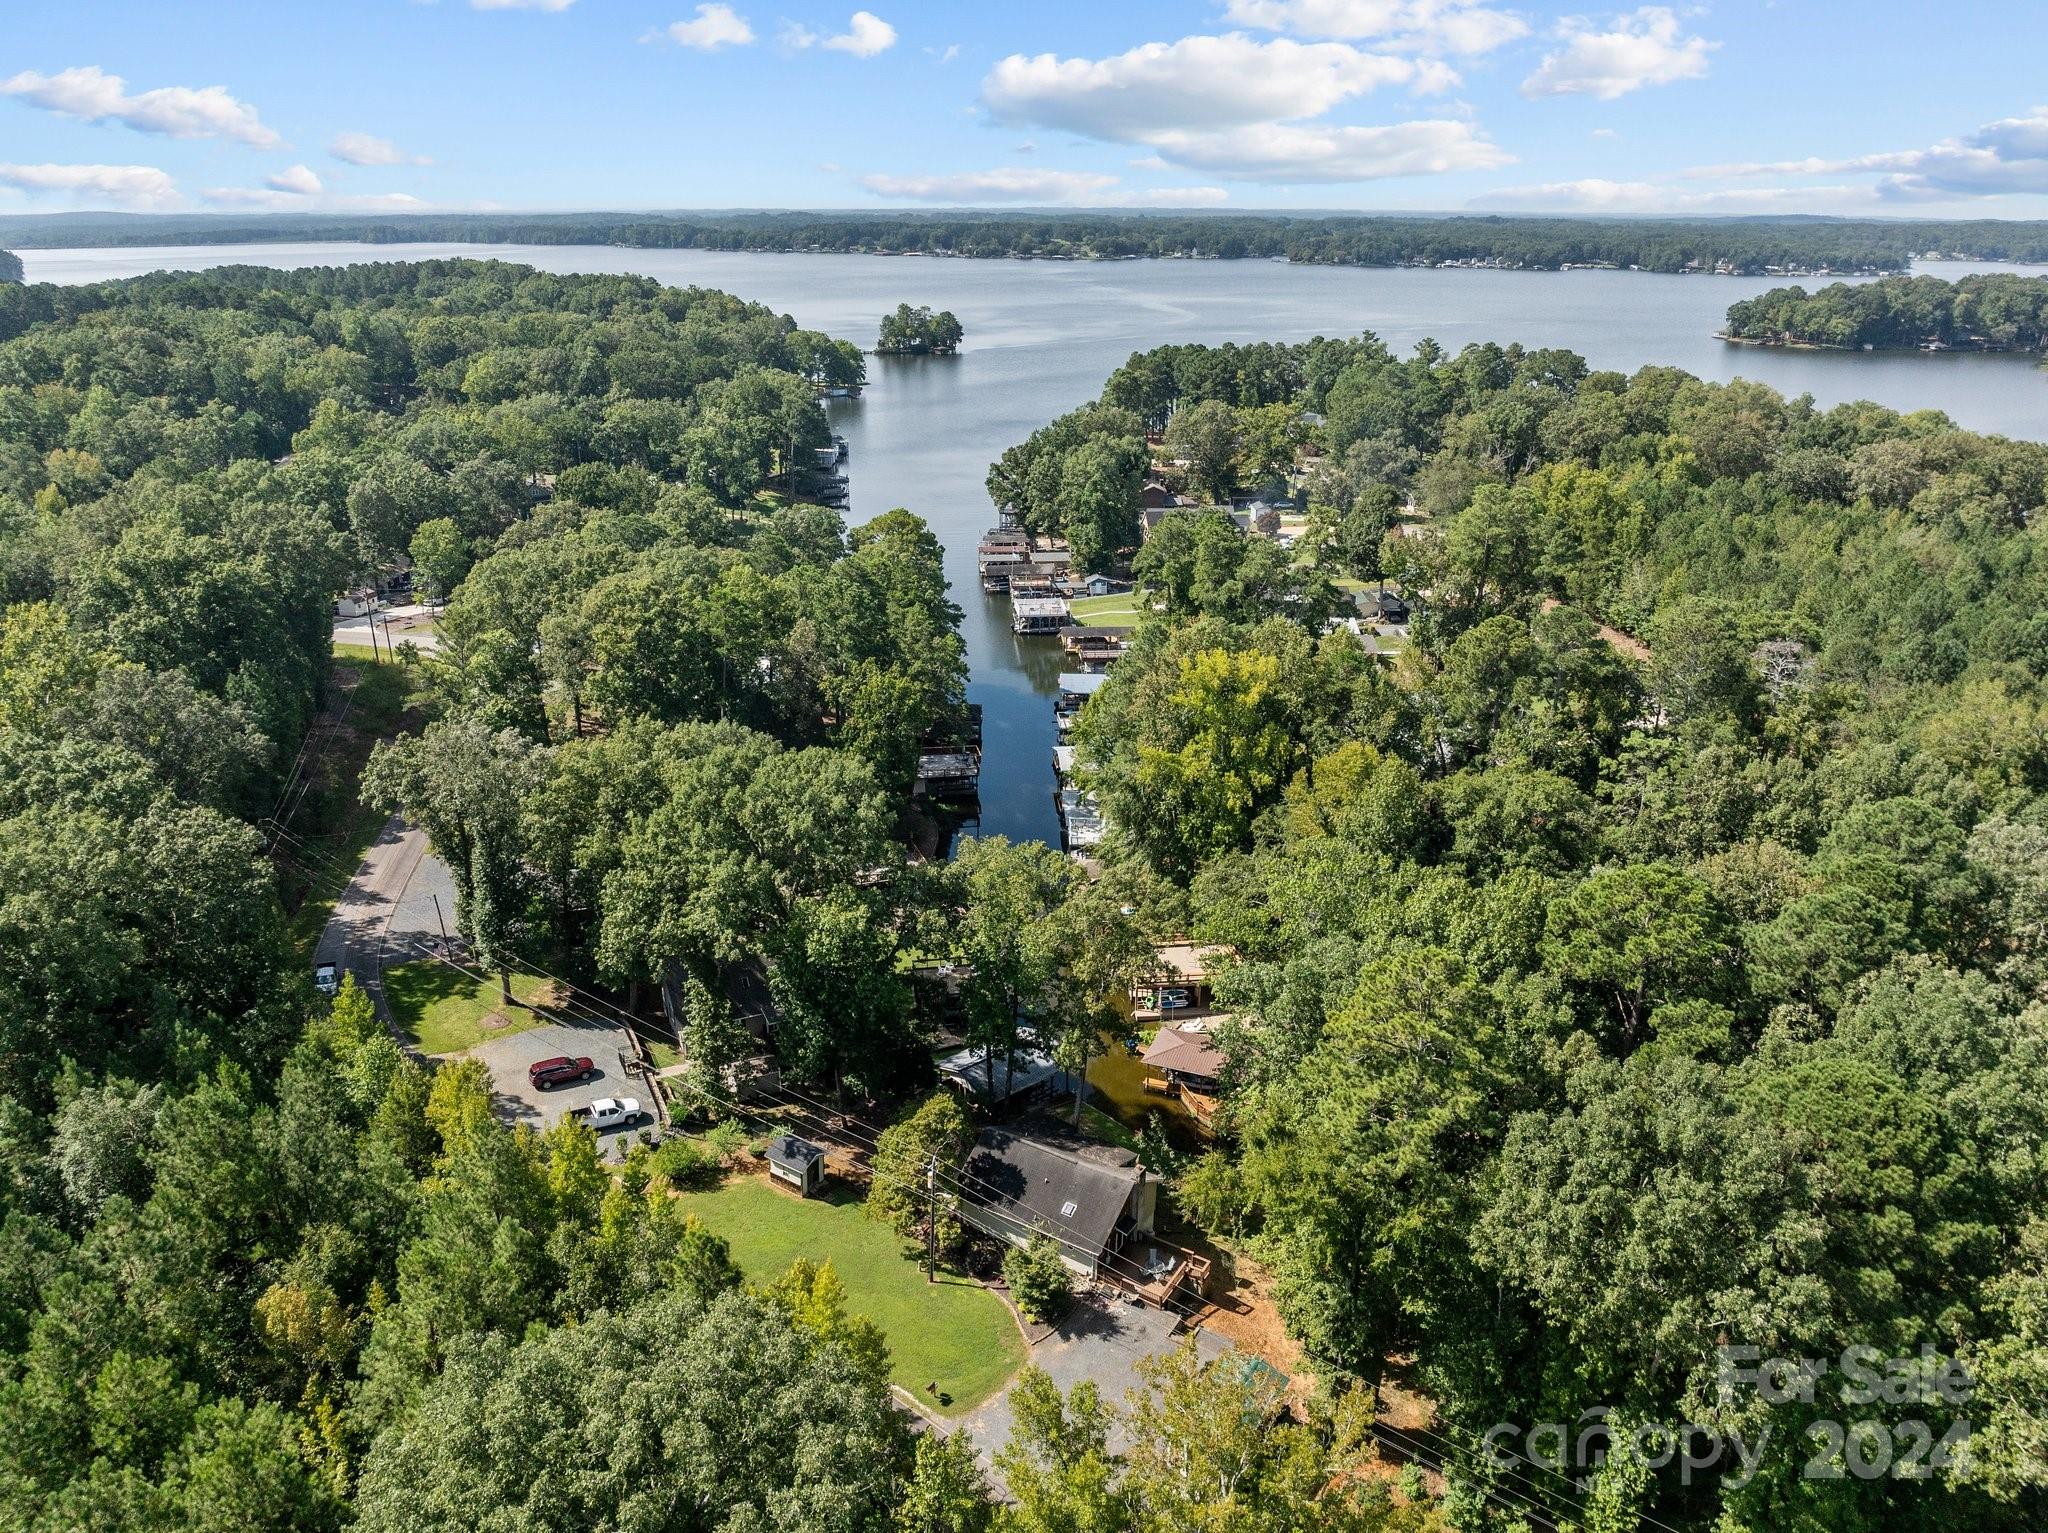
4,1,2047,218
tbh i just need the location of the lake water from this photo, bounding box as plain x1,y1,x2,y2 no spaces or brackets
25,243,2048,844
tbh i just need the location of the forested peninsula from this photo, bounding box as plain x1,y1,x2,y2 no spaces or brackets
1724,271,2048,353
0,249,22,284
1019,332,2048,1531
0,259,953,1526
10,209,2048,276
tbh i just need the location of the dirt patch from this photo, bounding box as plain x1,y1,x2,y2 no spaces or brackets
479,1011,512,1031
1180,1234,1309,1397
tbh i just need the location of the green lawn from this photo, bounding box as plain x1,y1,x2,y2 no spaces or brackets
1067,592,1147,627
384,960,556,1055
674,1175,1026,1413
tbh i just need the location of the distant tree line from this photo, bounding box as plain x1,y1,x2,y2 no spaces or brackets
13,209,2048,274
1725,272,2048,351
0,249,21,284
877,302,963,354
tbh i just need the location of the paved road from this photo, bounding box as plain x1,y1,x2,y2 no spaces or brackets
312,814,445,1028
334,603,443,655
958,1291,1233,1463
314,816,648,1152
312,815,455,1016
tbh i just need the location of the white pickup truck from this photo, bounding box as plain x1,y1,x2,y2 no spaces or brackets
570,1097,641,1131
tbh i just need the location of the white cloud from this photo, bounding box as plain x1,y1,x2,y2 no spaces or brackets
1223,0,1528,55
665,4,755,49
1686,107,2048,201
329,131,431,167
0,65,278,147
859,166,1227,206
860,168,1119,202
1974,108,2048,162
1477,178,1870,214
928,43,961,64
1521,8,1714,101
979,33,1501,184
206,185,429,211
824,11,897,57
471,0,577,10
266,164,324,196
0,161,181,209
983,34,1451,142
1145,118,1511,181
784,11,894,56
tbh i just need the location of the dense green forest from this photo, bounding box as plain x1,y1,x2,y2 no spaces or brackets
11,208,2048,275
0,250,22,284
1725,272,2048,352
0,257,1422,1530
7,251,2048,1528
1023,332,2048,1529
0,256,899,1523
877,302,964,355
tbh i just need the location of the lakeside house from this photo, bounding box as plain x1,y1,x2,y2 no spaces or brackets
957,1123,1211,1306
1059,625,1127,671
936,1040,1070,1110
1059,787,1107,851
1056,671,1108,711
1139,1022,1229,1134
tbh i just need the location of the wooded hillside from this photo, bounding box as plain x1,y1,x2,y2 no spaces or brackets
1038,331,2048,1530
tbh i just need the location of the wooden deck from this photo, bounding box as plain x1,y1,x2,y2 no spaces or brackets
1106,1231,1214,1309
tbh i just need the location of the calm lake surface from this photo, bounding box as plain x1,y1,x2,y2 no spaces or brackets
27,244,2048,843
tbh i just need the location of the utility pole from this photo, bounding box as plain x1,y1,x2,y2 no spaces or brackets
924,1154,938,1284
431,893,450,949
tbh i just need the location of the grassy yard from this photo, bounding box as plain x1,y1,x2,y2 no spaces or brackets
384,960,556,1055
674,1174,1026,1413
1067,591,1147,627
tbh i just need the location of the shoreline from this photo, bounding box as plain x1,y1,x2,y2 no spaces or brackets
1718,330,2044,358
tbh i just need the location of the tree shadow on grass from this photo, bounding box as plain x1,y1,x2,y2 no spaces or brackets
383,960,476,1046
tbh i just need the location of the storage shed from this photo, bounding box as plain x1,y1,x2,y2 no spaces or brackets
765,1134,826,1196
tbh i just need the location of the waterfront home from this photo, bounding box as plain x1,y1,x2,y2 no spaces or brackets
958,1123,1153,1277
957,1123,1211,1306
1139,1022,1229,1134
936,1041,1069,1109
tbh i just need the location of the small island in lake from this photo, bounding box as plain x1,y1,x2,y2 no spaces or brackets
1722,272,2048,355
876,302,963,356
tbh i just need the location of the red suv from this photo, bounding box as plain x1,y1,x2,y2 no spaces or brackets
529,1056,595,1090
